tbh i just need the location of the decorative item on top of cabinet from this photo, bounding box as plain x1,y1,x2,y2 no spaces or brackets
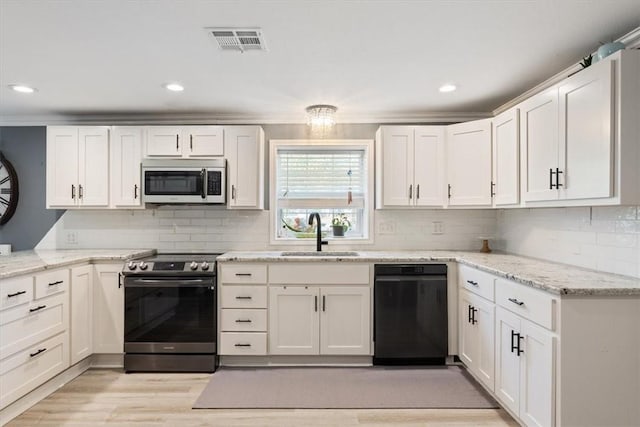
145,126,223,158
110,127,144,208
491,108,520,206
375,125,445,208
446,118,492,207
225,126,265,209
46,126,110,208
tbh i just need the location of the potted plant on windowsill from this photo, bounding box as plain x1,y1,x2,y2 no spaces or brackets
331,214,350,237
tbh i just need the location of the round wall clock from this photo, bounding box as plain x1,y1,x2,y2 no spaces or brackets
0,152,19,225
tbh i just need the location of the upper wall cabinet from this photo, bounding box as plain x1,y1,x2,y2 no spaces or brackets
47,126,110,208
492,108,520,207
375,125,445,208
144,126,224,158
111,127,143,208
225,126,265,209
446,118,492,207
521,50,640,206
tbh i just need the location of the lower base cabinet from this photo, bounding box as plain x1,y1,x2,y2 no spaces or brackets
458,289,495,391
92,264,124,354
70,265,93,364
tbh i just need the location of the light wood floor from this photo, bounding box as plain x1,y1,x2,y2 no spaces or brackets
7,369,519,426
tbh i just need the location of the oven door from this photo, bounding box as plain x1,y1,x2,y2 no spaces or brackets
124,277,216,354
142,167,207,203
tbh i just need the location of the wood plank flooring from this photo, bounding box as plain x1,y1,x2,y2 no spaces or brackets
7,369,519,426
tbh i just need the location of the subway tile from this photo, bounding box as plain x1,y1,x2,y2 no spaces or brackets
158,234,190,242
596,232,637,248
592,206,637,221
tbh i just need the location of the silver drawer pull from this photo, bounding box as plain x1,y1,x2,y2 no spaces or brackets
235,319,252,323
466,280,479,286
7,290,27,298
49,280,63,286
508,297,525,306
29,305,47,313
30,348,46,358
234,343,251,347
235,296,252,300
235,273,252,276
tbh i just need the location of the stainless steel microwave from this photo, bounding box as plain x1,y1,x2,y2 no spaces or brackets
141,159,226,204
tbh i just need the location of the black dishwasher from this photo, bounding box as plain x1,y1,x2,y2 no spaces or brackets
374,264,448,365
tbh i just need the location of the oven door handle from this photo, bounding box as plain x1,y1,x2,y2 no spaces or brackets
124,278,214,288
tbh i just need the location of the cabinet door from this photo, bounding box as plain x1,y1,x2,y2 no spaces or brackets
78,127,110,207
473,294,495,392
111,127,143,207
414,126,445,206
380,126,413,206
46,126,79,207
268,286,319,355
492,108,520,206
521,88,560,202
145,126,182,157
458,290,477,368
226,126,264,209
520,320,555,427
70,265,93,365
495,307,522,416
184,126,224,157
92,264,123,354
559,60,614,201
446,119,492,206
320,286,370,355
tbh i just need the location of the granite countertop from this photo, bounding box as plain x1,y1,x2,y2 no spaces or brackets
217,250,640,296
0,249,155,280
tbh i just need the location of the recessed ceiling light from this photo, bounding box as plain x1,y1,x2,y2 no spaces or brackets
165,83,184,92
9,84,36,93
439,84,457,93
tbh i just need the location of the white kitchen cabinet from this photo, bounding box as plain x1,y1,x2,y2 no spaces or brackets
145,126,224,158
269,285,370,356
70,265,93,365
446,119,492,206
225,126,265,209
110,127,143,208
375,125,445,208
92,264,123,354
459,289,495,391
492,108,520,206
495,306,555,427
46,126,110,208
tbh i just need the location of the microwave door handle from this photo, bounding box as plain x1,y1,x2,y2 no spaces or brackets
201,168,206,199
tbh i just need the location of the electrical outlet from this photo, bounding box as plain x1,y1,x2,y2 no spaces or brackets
66,231,78,245
378,221,396,235
432,221,444,235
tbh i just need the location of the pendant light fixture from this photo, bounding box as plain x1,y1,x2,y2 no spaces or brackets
306,104,337,136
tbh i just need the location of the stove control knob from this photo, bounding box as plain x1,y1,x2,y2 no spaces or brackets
138,261,148,270
127,261,137,271
190,261,199,271
201,262,210,271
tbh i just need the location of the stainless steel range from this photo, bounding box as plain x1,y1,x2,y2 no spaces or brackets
122,254,219,373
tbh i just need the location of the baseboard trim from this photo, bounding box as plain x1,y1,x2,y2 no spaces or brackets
91,353,124,368
220,355,373,367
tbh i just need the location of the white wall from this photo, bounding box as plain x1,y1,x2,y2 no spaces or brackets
36,208,497,253
496,206,640,278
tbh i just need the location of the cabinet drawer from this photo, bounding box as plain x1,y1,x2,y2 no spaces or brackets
458,264,495,301
0,332,69,409
220,286,267,308
34,269,69,299
220,332,267,355
0,292,68,360
495,278,556,330
270,263,370,285
1,276,33,312
221,309,267,332
220,264,267,284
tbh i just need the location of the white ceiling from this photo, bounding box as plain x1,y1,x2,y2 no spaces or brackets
1,0,640,124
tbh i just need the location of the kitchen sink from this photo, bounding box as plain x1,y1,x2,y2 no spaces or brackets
280,251,359,257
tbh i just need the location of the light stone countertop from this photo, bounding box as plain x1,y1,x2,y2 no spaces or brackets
0,249,155,280
217,250,640,296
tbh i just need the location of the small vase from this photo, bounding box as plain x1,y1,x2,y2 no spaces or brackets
332,225,345,237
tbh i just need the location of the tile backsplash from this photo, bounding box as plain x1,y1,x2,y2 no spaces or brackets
495,206,640,278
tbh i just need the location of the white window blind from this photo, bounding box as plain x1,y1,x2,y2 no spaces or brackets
276,149,365,208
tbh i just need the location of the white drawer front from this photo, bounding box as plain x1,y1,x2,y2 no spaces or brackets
495,278,556,330
1,276,33,312
0,332,69,409
220,264,267,284
220,332,267,355
270,263,370,285
459,264,495,301
0,293,68,360
220,286,267,308
34,269,69,300
221,309,267,332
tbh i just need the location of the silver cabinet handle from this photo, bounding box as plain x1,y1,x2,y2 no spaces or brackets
78,184,83,199
232,185,236,200
508,297,525,306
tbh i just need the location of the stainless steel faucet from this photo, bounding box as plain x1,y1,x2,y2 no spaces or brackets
308,212,327,252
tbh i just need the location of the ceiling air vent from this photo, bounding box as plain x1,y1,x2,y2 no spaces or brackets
206,28,267,52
